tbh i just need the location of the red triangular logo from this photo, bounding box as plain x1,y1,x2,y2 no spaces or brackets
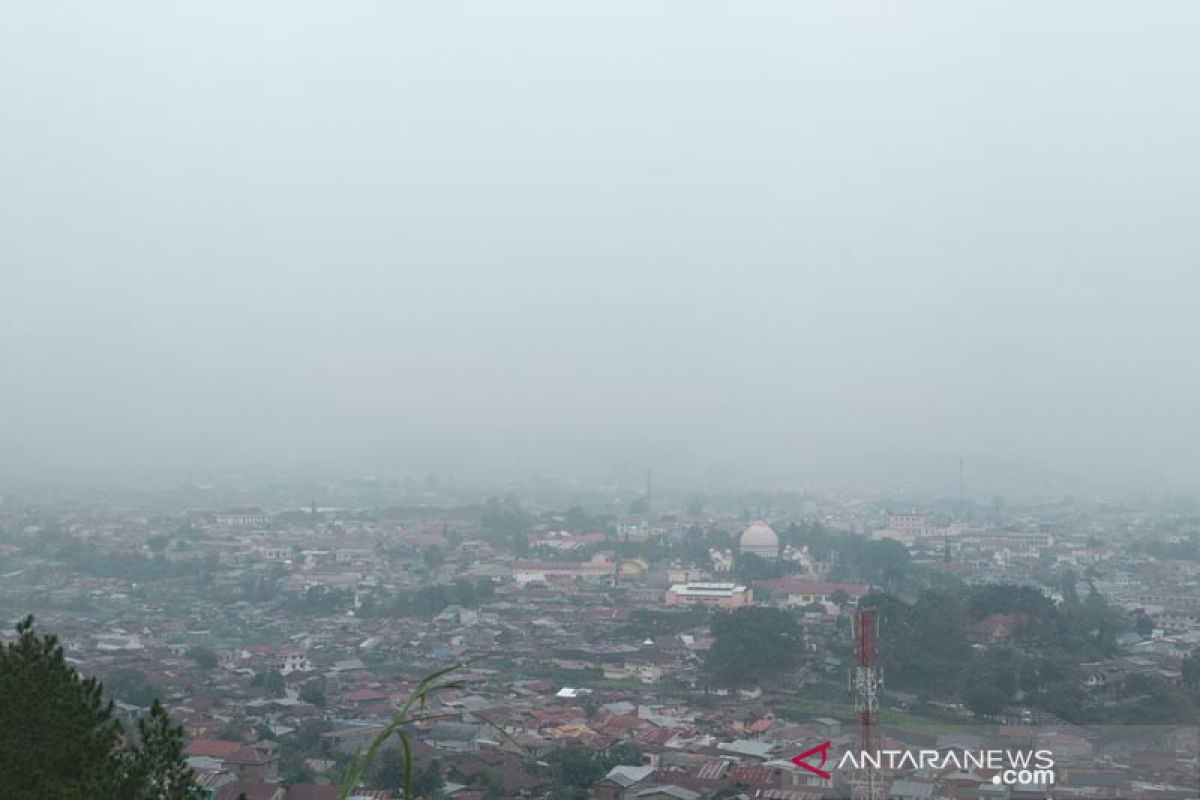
791,740,832,780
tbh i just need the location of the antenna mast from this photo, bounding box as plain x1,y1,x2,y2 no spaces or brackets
850,608,883,800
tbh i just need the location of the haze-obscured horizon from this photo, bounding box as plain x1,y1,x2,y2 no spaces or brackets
3,3,1198,497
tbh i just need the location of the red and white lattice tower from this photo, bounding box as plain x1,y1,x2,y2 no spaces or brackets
850,608,883,800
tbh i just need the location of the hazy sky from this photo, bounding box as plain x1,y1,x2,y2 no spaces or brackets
2,2,1198,494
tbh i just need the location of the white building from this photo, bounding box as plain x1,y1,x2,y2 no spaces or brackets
740,521,779,560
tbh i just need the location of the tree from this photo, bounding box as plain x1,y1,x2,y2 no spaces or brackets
105,667,161,708
412,759,443,798
0,616,194,799
964,684,1007,718
123,700,196,800
706,607,803,687
477,770,504,798
861,589,971,694
252,669,286,699
602,743,642,769
422,545,445,571
368,749,444,796
368,746,409,791
291,718,333,755
830,589,850,607
299,682,327,708
1182,648,1200,692
279,752,315,785
546,742,605,790
844,539,911,588
217,717,249,742
187,646,219,670
0,616,126,798
1031,681,1085,724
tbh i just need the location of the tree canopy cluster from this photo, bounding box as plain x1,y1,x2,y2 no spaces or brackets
0,616,195,799
705,606,804,687
360,577,497,618
860,583,1184,723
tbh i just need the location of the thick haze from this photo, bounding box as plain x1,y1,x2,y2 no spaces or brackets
2,3,1198,495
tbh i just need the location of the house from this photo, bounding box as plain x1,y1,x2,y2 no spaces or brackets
278,649,313,675
186,739,279,781
594,766,656,800
755,580,870,607
513,554,616,584
215,508,271,528
428,721,483,752
321,725,387,754
632,786,700,800
663,583,752,609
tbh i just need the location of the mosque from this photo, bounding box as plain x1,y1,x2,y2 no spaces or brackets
739,520,779,560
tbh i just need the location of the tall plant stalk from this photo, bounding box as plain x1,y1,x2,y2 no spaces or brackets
337,660,506,800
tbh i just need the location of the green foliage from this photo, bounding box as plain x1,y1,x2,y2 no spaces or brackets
604,742,643,768
217,717,250,742
862,589,971,694
619,607,709,639
0,616,194,799
964,683,1008,717
675,525,734,565
1132,609,1154,638
299,681,327,707
105,667,162,708
1184,647,1200,692
561,506,610,534
411,758,443,798
338,661,478,800
286,585,354,614
124,700,196,800
422,545,445,571
967,584,1055,623
279,752,315,785
838,538,912,588
735,552,795,582
1140,536,1200,561
544,741,643,791
546,742,606,789
187,646,218,670
290,718,334,755
862,582,1130,720
362,579,496,618
370,748,442,797
42,538,196,583
477,770,505,797
1086,684,1199,724
1029,682,1086,723
481,497,532,554
779,521,837,561
706,606,803,687
252,669,286,699
0,616,126,798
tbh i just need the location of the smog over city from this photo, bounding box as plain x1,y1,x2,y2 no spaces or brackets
1,5,1198,800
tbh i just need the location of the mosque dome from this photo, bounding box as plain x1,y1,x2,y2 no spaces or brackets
740,521,779,559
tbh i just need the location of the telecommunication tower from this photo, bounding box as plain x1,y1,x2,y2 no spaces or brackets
850,608,883,800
